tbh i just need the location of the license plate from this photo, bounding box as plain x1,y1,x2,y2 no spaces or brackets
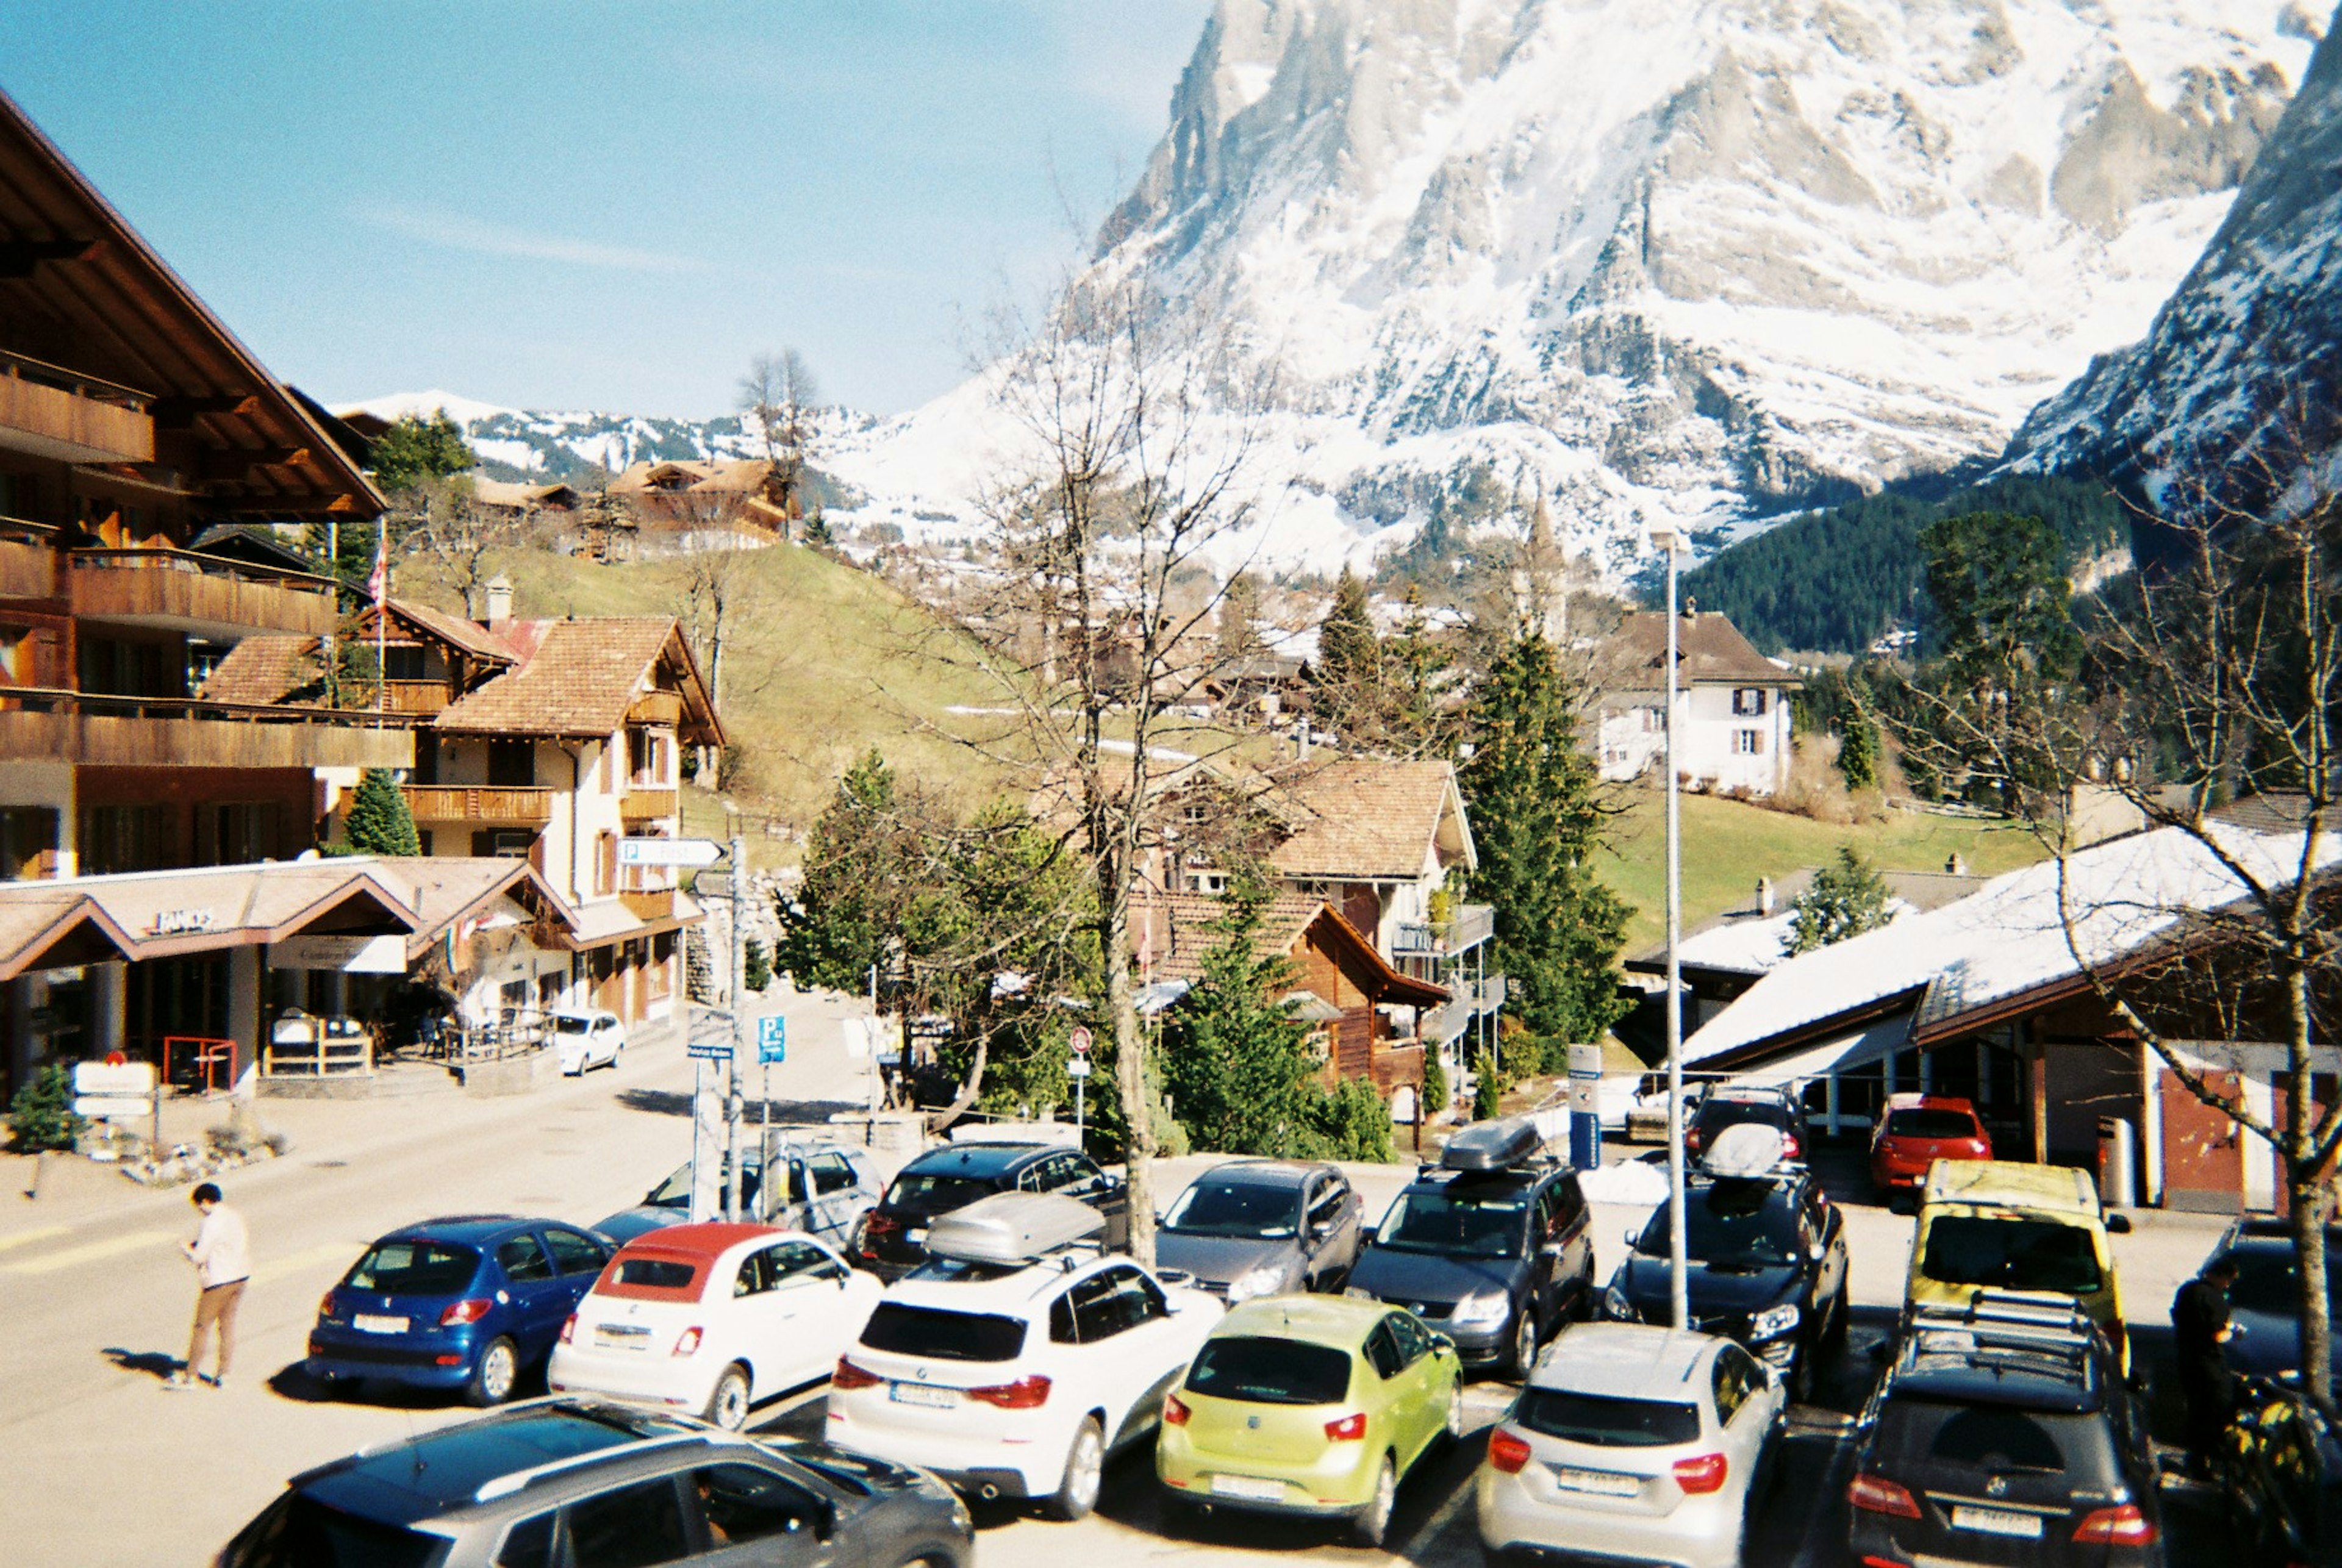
1950,1505,2043,1538
1550,1466,1640,1497
906,1228,928,1246
1211,1473,1286,1501
351,1314,409,1334
889,1381,958,1408
594,1325,650,1350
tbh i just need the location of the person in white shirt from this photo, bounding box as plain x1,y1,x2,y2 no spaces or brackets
165,1182,249,1391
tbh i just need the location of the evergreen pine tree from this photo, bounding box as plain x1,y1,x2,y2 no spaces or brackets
1159,879,1328,1158
1381,582,1453,756
1459,635,1632,1064
1471,1051,1503,1120
1836,712,1881,792
370,412,478,493
1782,846,1893,955
1311,567,1382,742
343,767,421,856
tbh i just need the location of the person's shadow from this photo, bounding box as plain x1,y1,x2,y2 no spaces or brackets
101,1348,181,1381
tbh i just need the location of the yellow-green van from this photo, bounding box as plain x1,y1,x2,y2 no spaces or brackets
1905,1160,2131,1370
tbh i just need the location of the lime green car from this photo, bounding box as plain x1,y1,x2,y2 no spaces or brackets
1157,1295,1463,1547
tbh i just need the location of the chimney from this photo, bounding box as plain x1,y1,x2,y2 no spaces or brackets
478,574,514,629
1945,852,1965,875
1756,876,1774,915
1681,594,1698,622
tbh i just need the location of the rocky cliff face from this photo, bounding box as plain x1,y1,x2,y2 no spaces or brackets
2005,2,2340,509
832,0,2310,579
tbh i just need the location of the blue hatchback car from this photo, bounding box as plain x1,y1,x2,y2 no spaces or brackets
307,1215,611,1405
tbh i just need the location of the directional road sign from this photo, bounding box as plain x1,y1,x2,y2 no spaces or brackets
687,1039,734,1061
620,837,725,868
757,1016,787,1064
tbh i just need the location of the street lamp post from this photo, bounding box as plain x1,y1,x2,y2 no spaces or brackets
1649,519,1690,1331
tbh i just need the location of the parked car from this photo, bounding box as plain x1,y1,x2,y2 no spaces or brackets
1347,1118,1598,1377
598,1135,882,1247
826,1192,1220,1520
1158,1293,1462,1547
1846,1292,2163,1568
1477,1323,1787,1568
213,1397,973,1568
307,1217,612,1405
1905,1158,2130,1372
551,1007,626,1075
2202,1217,2342,1386
1685,1084,1810,1163
548,1223,883,1429
1600,1128,1849,1399
1155,1159,1363,1303
849,1141,1128,1281
1870,1092,1993,1194
2224,1377,2342,1568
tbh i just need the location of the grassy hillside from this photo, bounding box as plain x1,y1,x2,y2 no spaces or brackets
1594,790,2047,952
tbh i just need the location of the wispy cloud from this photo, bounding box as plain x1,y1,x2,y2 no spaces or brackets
356,204,713,275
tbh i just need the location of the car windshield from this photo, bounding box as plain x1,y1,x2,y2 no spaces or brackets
1186,1335,1353,1405
345,1241,478,1296
1164,1180,1299,1239
884,1172,1000,1211
221,1494,448,1568
644,1161,763,1211
2226,1248,2342,1316
1516,1387,1702,1448
1921,1215,2102,1295
1887,1109,1981,1140
1375,1187,1526,1259
859,1303,1027,1362
1870,1398,2117,1487
1697,1100,1788,1136
1636,1184,1799,1266
614,1258,699,1291
553,1015,592,1036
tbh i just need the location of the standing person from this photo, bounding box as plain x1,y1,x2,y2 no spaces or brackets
2170,1253,2240,1479
165,1182,249,1391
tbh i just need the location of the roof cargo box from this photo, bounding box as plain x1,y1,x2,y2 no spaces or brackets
924,1192,1102,1266
1441,1117,1540,1173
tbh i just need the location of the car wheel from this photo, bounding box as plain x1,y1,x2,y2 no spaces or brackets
1506,1307,1539,1380
1574,1266,1598,1322
1442,1380,1465,1446
1047,1417,1105,1522
705,1364,752,1430
1351,1455,1397,1549
466,1337,519,1406
1788,1346,1816,1406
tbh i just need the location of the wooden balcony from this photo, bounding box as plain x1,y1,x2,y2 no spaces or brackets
618,887,677,923
0,691,412,770
0,351,154,465
68,548,340,637
400,785,554,825
626,691,684,725
619,787,678,824
381,679,451,717
0,520,56,600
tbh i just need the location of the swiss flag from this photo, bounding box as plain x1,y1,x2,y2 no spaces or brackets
365,526,388,603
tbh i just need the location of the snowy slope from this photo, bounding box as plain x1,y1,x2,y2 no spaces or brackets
2005,2,2342,507
828,0,2314,579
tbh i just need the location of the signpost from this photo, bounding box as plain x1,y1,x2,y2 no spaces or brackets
756,1015,786,1168
686,1037,729,1223
1067,1026,1093,1144
618,837,725,868
75,1060,159,1156
1567,1042,1603,1171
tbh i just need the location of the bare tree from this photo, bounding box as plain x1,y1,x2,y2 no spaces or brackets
739,349,820,530
396,478,543,614
668,492,768,783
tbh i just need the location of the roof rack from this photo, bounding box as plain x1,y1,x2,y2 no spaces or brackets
924,1192,1102,1267
1439,1117,1542,1173
1905,1292,2102,1359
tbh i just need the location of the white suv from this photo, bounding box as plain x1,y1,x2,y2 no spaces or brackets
825,1192,1221,1520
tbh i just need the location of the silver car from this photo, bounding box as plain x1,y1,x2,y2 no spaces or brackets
597,1134,879,1246
1155,1159,1363,1303
1477,1323,1785,1568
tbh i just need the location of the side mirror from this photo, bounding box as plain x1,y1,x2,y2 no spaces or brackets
2104,1213,2132,1234
1432,1331,1456,1355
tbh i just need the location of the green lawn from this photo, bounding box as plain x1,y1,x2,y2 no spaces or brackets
1594,789,2048,951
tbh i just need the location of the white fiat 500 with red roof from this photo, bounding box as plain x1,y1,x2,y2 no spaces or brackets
548,1222,882,1429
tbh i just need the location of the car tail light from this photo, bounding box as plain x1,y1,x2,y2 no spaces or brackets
967,1375,1051,1409
1860,1558,1909,1568
317,1292,337,1319
832,1357,883,1391
1488,1429,1531,1473
1686,1127,1702,1153
1164,1394,1191,1426
1672,1453,1728,1494
1782,1133,1801,1159
1846,1473,1922,1519
559,1314,576,1345
439,1298,492,1326
671,1326,703,1357
2073,1504,2155,1546
1324,1411,1368,1442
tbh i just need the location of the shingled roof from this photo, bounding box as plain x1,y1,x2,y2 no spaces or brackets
1141,889,1449,1006
385,599,518,666
434,618,713,739
1606,610,1793,689
1264,759,1475,881
198,635,318,707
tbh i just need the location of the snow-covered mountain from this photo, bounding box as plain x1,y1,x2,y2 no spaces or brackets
831,0,2315,579
2005,2,2341,508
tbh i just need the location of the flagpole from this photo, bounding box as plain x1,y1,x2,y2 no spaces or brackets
373,519,387,715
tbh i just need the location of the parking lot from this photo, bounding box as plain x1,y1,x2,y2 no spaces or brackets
0,1015,2243,1566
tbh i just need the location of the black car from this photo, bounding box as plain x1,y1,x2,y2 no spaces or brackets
1600,1159,1849,1397
1846,1294,2164,1568
2226,1378,2342,1568
1345,1118,1597,1376
850,1141,1129,1280
2205,1217,2342,1386
1685,1083,1811,1164
215,1397,973,1568
1155,1158,1364,1301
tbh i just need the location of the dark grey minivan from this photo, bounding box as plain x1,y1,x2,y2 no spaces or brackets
1155,1159,1363,1302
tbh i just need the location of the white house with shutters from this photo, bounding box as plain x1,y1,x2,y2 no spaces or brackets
1594,610,1799,796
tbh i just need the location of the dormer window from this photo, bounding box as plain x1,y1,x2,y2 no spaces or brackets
1731,688,1769,716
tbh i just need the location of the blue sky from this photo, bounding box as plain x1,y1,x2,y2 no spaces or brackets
0,1,1211,417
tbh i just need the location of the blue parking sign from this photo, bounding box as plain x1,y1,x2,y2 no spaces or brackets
757,1015,787,1064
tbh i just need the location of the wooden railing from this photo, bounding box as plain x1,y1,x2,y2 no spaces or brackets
1,351,154,465
0,687,415,770
619,787,678,823
381,679,451,716
0,518,54,599
0,346,152,409
627,691,684,725
68,546,340,636
618,887,676,923
399,785,554,824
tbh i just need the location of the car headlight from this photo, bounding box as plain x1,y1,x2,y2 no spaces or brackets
1227,1262,1290,1304
1603,1284,1639,1322
1452,1290,1511,1328
1750,1303,1801,1342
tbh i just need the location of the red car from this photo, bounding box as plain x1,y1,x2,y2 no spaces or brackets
1869,1094,1991,1190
